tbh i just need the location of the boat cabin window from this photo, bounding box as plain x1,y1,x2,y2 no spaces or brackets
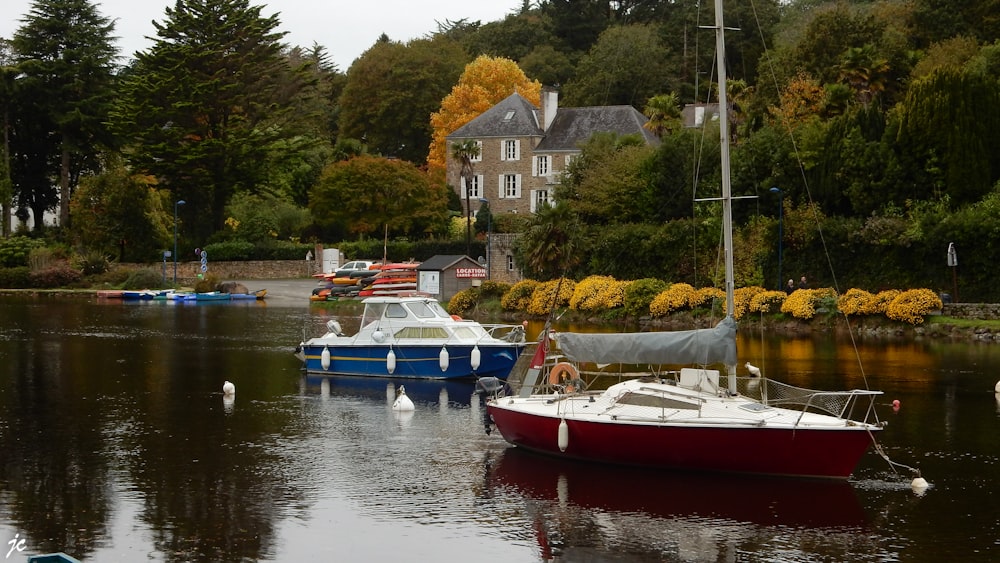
452,327,480,339
394,327,449,339
407,301,437,318
384,303,408,319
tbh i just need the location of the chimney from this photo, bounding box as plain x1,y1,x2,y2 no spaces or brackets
541,86,559,131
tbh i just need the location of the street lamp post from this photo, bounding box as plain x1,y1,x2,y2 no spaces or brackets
769,187,782,291
479,198,491,280
173,199,185,283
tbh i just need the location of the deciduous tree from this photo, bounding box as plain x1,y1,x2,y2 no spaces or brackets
427,55,541,177
310,155,449,239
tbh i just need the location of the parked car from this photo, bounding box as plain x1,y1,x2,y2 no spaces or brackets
334,260,376,277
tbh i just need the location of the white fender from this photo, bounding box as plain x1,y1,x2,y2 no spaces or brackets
439,346,449,371
557,419,569,452
386,348,396,374
320,346,331,371
470,345,481,371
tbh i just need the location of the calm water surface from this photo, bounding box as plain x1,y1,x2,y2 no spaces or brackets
0,296,998,562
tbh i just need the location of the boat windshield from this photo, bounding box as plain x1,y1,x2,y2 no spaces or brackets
361,303,387,327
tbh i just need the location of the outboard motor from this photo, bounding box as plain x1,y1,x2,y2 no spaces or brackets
474,376,507,435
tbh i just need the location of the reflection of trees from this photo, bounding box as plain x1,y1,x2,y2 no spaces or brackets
0,300,312,561
0,305,112,557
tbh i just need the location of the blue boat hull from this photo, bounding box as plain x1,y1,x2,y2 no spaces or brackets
300,343,524,380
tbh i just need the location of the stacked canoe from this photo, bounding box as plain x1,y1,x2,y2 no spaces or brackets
359,263,418,297
311,262,420,300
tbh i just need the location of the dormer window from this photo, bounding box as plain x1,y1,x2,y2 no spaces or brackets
504,110,515,121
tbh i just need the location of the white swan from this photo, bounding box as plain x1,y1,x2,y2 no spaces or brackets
222,381,236,396
392,385,415,411
744,362,761,377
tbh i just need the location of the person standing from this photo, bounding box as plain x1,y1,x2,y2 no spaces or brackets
786,279,795,293
798,275,808,290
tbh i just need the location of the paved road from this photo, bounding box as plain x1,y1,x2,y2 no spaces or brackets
234,278,319,307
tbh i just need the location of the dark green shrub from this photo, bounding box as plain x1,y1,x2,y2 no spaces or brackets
28,264,83,288
0,267,31,288
624,278,668,318
203,240,255,261
0,236,44,268
77,251,111,276
122,268,167,290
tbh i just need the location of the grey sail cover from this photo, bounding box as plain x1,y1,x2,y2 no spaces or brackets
555,316,736,366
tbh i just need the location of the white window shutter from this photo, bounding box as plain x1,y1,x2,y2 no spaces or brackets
514,140,521,160
532,156,538,177
515,174,522,198
530,190,537,213
498,175,505,198
460,177,467,199
499,141,506,161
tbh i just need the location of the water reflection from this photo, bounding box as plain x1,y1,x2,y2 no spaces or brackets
1,297,1000,561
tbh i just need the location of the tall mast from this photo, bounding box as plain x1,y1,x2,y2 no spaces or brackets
713,0,738,393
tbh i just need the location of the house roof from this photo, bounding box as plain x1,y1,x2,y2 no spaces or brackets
417,254,480,271
536,106,659,151
447,92,542,139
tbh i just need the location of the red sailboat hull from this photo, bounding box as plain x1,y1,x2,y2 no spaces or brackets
487,404,878,479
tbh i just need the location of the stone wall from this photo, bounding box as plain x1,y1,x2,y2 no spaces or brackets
118,260,319,283
942,303,1000,320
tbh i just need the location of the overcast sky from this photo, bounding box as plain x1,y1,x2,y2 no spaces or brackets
2,0,522,69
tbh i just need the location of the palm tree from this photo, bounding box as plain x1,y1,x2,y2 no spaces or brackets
643,93,681,136
515,202,583,280
451,140,481,256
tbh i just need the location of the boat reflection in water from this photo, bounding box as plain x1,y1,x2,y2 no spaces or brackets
300,373,481,407
486,447,870,561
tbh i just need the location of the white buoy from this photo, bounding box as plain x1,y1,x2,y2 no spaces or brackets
470,345,481,371
745,362,761,377
222,381,236,395
439,346,449,371
911,475,929,492
995,380,1000,393
320,346,331,370
392,385,415,411
557,419,569,452
386,348,397,374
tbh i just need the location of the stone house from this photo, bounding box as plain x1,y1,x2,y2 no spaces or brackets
445,87,659,281
445,87,659,217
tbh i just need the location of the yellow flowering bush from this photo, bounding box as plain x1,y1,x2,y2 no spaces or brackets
749,290,787,314
527,278,577,316
862,289,901,315
732,286,766,319
501,279,538,311
885,289,943,325
570,276,629,311
780,288,836,319
649,283,698,317
447,288,477,316
691,286,725,308
838,288,875,316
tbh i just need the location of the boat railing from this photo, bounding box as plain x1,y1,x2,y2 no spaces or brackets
732,376,882,422
481,323,527,343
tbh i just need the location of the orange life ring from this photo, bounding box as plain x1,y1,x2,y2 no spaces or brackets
451,314,462,321
548,362,580,387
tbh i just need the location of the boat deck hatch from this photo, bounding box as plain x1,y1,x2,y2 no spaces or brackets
739,403,772,413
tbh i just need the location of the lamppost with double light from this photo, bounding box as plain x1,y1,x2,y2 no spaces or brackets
173,199,185,283
478,198,491,280
769,186,782,291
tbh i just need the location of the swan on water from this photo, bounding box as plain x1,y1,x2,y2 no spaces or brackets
223,381,236,395
392,385,415,411
744,362,761,377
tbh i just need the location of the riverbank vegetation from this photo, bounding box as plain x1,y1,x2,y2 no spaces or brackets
3,1,1000,300
448,277,944,327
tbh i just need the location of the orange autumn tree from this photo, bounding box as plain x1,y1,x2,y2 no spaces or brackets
427,55,542,179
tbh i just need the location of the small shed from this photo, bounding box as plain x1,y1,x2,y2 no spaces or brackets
417,255,487,302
